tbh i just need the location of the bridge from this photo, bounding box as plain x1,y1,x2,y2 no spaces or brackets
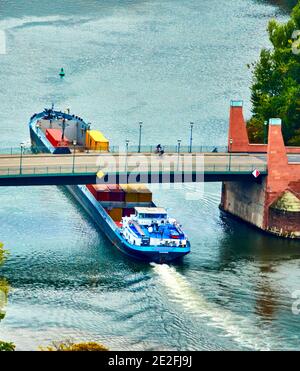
0,151,268,186
0,100,299,239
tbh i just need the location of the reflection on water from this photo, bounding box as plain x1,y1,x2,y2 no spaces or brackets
255,264,277,321
0,0,300,350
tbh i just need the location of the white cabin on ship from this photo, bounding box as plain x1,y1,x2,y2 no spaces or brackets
121,207,188,248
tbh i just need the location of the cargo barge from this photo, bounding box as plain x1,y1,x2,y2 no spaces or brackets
29,106,190,263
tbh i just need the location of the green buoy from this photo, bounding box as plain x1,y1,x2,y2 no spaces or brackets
59,68,65,78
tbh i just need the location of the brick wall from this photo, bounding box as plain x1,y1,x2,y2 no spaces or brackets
223,102,300,238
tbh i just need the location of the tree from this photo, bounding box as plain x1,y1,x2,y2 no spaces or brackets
248,1,300,145
0,243,9,319
0,242,8,266
0,243,13,351
0,341,15,352
40,341,109,351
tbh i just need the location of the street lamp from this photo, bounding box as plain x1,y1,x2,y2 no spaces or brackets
229,138,233,171
138,122,143,153
20,142,25,175
125,140,130,180
189,122,194,153
72,140,77,173
264,121,268,144
177,139,182,171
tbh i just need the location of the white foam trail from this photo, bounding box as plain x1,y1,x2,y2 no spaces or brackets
0,16,72,30
152,263,279,351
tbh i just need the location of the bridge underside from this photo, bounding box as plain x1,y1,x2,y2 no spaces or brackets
0,171,266,186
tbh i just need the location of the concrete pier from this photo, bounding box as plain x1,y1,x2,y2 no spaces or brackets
221,102,300,239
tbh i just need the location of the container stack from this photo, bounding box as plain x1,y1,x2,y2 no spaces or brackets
46,128,70,147
86,130,109,151
86,183,153,222
86,184,111,201
120,184,152,203
106,185,125,202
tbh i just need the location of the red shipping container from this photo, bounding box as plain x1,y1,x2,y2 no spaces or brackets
87,184,110,201
46,128,70,147
107,184,125,202
122,208,135,217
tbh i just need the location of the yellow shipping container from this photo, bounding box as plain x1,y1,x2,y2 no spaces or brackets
120,184,139,203
107,208,123,222
120,184,152,203
137,185,152,203
86,130,109,151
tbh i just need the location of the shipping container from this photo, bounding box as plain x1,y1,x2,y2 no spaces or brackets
106,208,123,222
136,184,152,203
120,184,152,203
46,128,70,147
86,130,109,151
120,184,139,203
87,184,110,201
107,184,125,202
122,208,135,218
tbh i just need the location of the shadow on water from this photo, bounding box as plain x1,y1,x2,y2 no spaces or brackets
261,0,298,11
218,212,300,264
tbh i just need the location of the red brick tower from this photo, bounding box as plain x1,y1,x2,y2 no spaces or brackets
264,119,300,237
222,102,300,238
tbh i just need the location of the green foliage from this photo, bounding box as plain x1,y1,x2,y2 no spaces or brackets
0,242,9,320
40,340,109,352
249,1,300,145
0,242,8,266
0,341,16,352
0,242,11,349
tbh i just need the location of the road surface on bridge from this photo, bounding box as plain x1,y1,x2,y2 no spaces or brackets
0,152,268,176
6,151,300,186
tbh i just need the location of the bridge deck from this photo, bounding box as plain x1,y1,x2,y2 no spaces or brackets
0,152,271,186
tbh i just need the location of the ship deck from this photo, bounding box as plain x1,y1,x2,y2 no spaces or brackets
129,222,183,240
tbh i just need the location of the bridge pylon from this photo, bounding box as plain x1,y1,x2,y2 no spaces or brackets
221,103,300,239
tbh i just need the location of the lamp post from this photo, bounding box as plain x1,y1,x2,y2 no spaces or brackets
177,139,182,171
20,142,25,175
189,122,194,153
264,121,268,144
229,139,233,171
125,140,129,181
138,122,143,153
72,140,77,173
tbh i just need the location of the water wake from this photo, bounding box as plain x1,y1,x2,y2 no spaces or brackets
152,263,279,351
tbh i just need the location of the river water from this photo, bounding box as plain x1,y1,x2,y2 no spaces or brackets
0,0,300,351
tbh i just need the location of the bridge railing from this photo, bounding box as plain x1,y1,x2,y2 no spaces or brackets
0,145,229,156
125,145,229,154
0,163,267,177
